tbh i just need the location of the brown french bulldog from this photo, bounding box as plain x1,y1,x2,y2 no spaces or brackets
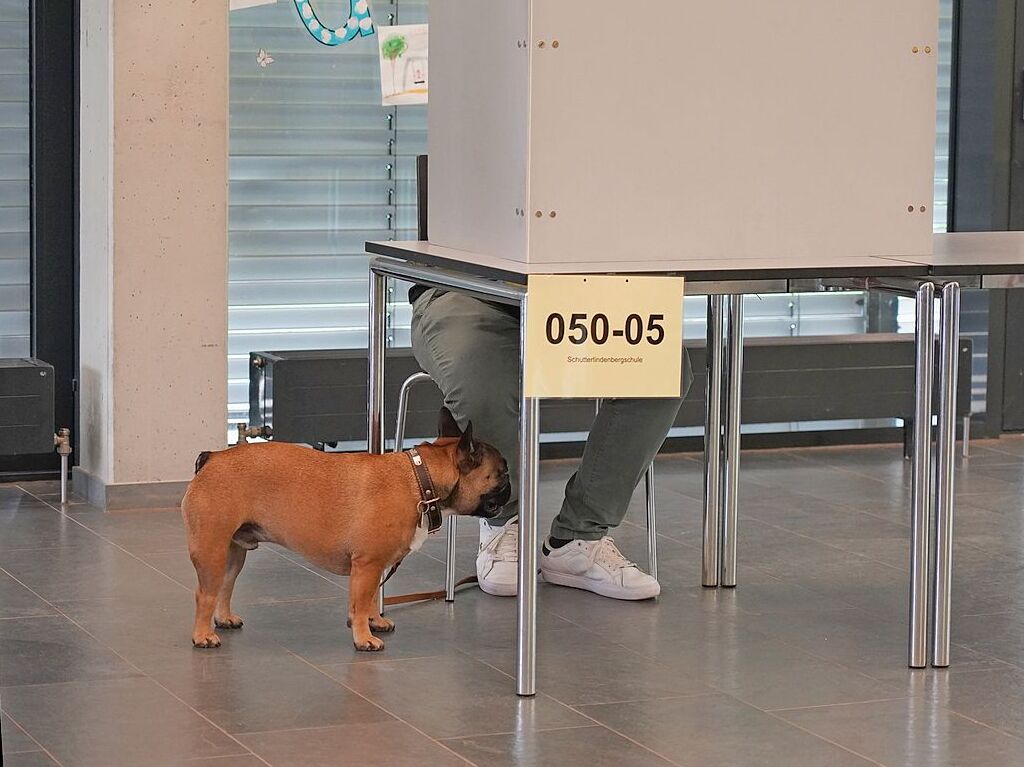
181,408,510,651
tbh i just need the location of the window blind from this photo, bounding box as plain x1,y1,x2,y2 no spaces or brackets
228,0,426,425
0,0,29,358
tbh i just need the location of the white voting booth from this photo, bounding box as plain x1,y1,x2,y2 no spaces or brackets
428,0,939,266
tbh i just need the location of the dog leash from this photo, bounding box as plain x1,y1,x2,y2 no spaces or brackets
382,575,479,607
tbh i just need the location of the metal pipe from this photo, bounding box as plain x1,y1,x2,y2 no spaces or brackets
54,428,71,506
445,518,458,602
722,294,745,588
932,282,960,668
909,281,935,668
60,454,68,506
517,294,539,697
371,258,525,307
962,415,971,459
702,295,726,587
644,463,658,580
369,270,387,614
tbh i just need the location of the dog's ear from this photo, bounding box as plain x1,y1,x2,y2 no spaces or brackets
438,407,463,438
457,420,480,468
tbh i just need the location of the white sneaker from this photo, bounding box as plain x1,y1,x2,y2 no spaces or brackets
477,517,519,596
540,537,660,600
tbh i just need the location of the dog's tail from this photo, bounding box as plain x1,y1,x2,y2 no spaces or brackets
194,451,213,475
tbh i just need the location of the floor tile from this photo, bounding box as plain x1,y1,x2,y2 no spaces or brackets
781,697,1024,767
0,614,139,687
0,677,247,766
0,751,60,766
579,694,877,766
241,721,467,766
0,505,100,551
152,651,393,735
2,711,41,755
0,542,188,605
141,546,344,606
186,757,266,766
324,655,591,739
54,595,314,686
70,508,187,555
445,724,673,767
736,607,1009,684
936,668,1024,739
464,624,715,705
4,440,1024,766
0,571,57,620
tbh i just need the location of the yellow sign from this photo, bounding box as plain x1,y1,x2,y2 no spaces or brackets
524,275,685,398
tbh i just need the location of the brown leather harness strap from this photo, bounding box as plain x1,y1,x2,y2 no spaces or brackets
378,449,450,600
407,447,444,534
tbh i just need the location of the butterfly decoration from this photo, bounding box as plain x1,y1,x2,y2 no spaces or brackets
256,48,275,68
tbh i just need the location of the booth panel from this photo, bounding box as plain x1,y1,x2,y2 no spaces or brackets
526,0,938,265
427,0,530,262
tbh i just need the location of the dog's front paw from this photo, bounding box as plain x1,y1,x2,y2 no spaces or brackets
214,614,244,630
370,616,395,633
192,632,222,649
353,635,385,652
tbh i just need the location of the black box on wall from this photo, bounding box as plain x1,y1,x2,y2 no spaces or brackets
0,358,55,456
248,349,441,447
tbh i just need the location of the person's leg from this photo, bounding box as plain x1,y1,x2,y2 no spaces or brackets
540,357,691,600
550,396,682,542
409,290,521,522
410,289,523,596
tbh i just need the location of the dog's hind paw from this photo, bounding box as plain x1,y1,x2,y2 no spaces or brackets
214,614,244,630
192,633,222,649
369,616,395,633
353,636,385,652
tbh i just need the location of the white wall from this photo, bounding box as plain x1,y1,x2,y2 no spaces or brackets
79,0,228,491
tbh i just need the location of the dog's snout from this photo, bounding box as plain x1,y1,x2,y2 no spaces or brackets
477,479,512,518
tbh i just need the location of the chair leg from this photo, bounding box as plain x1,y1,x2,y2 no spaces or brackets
644,462,658,580
445,517,458,601
390,372,445,605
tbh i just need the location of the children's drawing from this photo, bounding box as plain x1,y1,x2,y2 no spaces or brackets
378,24,428,106
293,0,374,47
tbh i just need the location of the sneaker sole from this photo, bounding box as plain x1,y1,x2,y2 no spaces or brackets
477,577,518,597
540,568,660,601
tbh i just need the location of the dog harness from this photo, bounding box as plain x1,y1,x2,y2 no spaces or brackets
406,447,444,534
379,448,446,590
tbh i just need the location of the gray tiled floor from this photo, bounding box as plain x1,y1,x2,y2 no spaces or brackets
2,438,1024,766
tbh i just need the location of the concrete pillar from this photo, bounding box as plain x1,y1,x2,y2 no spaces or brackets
77,0,228,509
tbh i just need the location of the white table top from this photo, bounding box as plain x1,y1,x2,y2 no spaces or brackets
367,241,927,283
910,232,1024,275
368,233,1024,283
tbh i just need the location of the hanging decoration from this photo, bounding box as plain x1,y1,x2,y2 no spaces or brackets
293,0,375,46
